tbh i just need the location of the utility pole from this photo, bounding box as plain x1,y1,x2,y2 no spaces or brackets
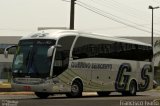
70,0,76,30
148,5,159,48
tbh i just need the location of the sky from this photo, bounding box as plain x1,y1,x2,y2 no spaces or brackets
0,0,160,37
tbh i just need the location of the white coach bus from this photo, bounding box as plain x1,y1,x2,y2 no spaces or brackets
4,30,153,98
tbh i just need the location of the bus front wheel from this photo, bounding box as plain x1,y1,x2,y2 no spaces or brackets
66,81,83,98
35,92,50,99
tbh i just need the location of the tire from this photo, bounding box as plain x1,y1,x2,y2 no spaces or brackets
66,81,83,98
97,91,111,97
121,91,128,96
122,81,137,96
35,92,50,99
128,81,137,96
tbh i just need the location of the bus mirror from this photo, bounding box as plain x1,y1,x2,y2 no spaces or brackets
4,49,8,58
47,46,55,57
4,45,17,58
54,44,62,48
47,45,62,57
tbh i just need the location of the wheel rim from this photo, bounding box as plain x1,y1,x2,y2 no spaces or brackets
71,84,79,94
130,83,135,95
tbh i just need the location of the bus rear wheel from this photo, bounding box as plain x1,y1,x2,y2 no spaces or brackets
97,91,111,97
128,80,137,96
66,81,83,98
122,81,137,96
35,92,50,99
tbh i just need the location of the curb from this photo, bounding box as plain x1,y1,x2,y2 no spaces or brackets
0,92,34,95
83,92,97,96
0,92,97,95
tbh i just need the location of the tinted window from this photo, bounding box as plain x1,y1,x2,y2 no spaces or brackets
72,37,152,61
12,39,56,78
53,36,75,76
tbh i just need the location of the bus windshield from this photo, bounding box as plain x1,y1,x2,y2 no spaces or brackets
12,39,56,78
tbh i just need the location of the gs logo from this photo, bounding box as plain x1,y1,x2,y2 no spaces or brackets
115,63,152,91
138,65,152,91
115,63,131,91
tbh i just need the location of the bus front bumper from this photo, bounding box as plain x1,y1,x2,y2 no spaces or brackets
11,82,71,93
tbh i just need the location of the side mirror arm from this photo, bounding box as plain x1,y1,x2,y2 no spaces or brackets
47,45,62,57
4,45,17,58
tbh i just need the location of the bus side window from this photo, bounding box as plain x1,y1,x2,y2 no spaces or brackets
53,36,75,76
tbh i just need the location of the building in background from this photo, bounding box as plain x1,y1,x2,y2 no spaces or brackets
0,36,21,83
0,35,159,84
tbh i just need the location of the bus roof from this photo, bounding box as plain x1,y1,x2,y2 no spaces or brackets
21,29,151,47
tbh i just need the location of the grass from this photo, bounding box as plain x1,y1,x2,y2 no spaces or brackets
0,83,11,88
0,83,34,95
155,86,160,91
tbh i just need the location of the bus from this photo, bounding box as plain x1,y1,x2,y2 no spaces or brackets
4,29,153,98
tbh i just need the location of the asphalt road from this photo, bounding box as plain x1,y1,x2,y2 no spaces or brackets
0,91,160,106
